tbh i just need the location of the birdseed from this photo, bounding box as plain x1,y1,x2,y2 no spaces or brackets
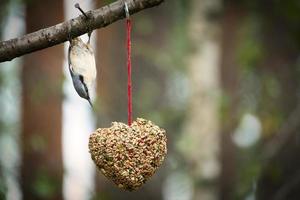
89,118,167,191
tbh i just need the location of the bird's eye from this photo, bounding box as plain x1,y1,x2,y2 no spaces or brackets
79,75,84,83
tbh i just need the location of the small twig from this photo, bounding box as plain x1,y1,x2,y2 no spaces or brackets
75,3,92,43
75,3,89,19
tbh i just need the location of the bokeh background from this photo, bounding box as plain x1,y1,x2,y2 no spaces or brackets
1,0,300,199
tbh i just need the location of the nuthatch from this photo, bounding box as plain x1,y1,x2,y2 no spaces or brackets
68,37,96,107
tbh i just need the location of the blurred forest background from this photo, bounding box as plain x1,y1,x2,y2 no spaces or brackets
1,0,300,199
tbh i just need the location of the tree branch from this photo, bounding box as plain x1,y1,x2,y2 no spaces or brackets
0,0,164,63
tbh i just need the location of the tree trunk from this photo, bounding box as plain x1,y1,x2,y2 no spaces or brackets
256,3,300,199
219,2,244,200
0,0,9,39
21,0,64,199
178,0,221,199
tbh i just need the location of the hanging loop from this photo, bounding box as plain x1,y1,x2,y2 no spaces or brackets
125,1,132,125
124,2,130,19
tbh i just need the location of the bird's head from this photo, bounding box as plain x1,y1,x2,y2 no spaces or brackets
70,37,84,47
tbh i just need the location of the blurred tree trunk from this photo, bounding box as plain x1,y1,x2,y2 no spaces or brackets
0,1,8,196
21,0,64,199
0,0,9,39
255,2,300,199
258,133,300,200
219,2,244,200
257,50,300,197
178,0,221,199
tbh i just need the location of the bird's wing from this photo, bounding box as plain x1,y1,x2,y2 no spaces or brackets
68,44,75,74
69,46,96,84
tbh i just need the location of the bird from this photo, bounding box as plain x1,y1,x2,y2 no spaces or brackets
68,36,97,107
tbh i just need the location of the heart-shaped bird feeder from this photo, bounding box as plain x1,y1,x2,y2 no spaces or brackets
89,4,167,191
89,118,167,191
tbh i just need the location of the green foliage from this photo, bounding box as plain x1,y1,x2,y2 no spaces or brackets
103,0,115,4
237,16,264,73
0,176,6,200
236,0,300,47
230,0,300,198
29,134,47,152
235,146,262,199
0,0,10,39
134,0,190,72
167,0,190,71
33,170,60,199
275,0,300,22
132,0,190,135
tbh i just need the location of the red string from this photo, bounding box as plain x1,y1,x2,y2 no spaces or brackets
127,19,132,126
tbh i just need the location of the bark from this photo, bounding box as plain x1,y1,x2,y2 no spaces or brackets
0,0,164,63
20,0,64,199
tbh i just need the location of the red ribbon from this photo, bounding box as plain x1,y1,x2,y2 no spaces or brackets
127,19,132,126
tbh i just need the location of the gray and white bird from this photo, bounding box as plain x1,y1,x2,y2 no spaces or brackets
68,37,96,107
